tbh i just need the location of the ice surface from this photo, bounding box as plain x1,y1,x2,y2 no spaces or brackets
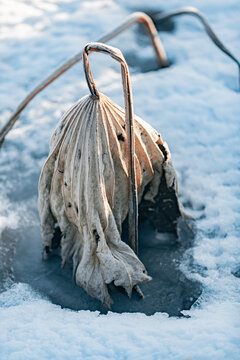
0,0,240,359
10,220,201,315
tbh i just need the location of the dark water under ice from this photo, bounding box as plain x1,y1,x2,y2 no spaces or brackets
1,216,201,316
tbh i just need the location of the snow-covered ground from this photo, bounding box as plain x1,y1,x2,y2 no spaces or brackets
0,0,240,359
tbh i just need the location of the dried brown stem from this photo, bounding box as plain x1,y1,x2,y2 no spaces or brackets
83,42,138,255
155,6,240,88
0,12,167,147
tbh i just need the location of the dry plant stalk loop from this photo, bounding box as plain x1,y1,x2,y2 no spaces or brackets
0,12,167,147
1,8,239,147
82,42,138,254
155,6,240,88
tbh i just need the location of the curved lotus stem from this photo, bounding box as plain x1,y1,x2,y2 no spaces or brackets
0,12,167,147
83,42,138,254
106,12,168,68
155,6,240,88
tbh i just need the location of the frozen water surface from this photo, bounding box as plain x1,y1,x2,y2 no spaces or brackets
10,220,201,316
0,0,240,359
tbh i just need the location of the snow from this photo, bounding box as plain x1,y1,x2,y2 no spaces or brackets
0,0,240,359
0,284,239,360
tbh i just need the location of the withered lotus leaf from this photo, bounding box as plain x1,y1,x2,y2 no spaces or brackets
38,43,183,307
